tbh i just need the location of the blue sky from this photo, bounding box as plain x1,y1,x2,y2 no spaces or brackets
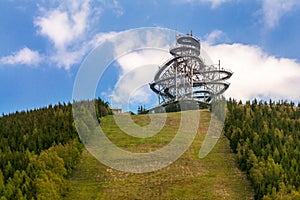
1,0,300,114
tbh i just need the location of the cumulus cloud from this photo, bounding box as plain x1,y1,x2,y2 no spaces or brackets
0,47,42,66
34,1,90,50
112,63,155,107
202,41,300,101
111,49,170,108
110,28,300,107
204,29,229,45
30,0,125,70
104,29,175,109
117,49,170,73
89,31,118,48
34,0,93,70
35,10,84,50
261,0,300,28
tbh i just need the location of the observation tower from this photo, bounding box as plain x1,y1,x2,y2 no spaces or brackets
150,31,232,110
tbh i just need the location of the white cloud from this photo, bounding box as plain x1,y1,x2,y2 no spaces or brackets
112,65,154,107
202,41,300,101
204,29,228,45
49,49,86,70
110,28,300,107
33,0,93,70
106,28,176,109
261,0,300,28
111,49,170,108
117,49,170,73
30,0,125,70
89,31,118,48
107,29,173,59
34,1,90,50
0,47,42,66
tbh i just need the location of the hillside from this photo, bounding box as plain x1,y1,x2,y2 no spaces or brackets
0,99,111,199
225,99,300,199
7,99,300,199
64,111,254,199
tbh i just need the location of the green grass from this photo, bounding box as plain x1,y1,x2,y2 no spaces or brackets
64,110,254,199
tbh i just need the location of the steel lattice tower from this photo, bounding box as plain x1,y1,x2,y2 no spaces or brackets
150,32,232,108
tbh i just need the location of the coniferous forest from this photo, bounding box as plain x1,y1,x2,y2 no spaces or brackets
2,98,300,199
0,98,110,199
225,99,300,199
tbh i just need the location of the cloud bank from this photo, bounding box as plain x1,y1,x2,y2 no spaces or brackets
203,41,300,102
103,28,300,108
106,29,173,109
110,28,300,108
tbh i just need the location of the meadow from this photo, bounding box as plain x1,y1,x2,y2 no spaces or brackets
65,110,254,199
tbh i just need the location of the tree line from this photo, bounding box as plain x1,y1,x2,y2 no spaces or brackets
4,96,300,199
225,98,300,199
0,98,111,199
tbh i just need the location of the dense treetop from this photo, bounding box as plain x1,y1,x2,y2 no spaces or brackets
0,98,111,200
225,98,300,199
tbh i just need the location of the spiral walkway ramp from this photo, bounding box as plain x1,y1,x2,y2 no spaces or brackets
150,32,232,108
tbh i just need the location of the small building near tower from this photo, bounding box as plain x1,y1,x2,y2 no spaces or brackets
111,108,122,115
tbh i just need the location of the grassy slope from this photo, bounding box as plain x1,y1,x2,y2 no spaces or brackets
64,111,254,199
